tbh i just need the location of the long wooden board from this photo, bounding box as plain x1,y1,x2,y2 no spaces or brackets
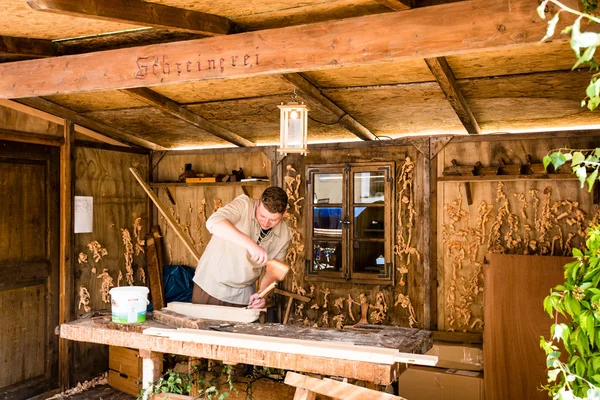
0,0,573,99
60,318,432,385
143,327,438,366
484,254,570,400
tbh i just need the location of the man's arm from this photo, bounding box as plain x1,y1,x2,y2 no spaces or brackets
210,219,268,265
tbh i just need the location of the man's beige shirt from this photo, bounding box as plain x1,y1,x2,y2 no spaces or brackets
193,194,292,305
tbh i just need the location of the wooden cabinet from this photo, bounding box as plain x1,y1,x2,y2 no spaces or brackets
108,346,143,397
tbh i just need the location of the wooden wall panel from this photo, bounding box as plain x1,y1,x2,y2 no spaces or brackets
436,134,600,332
484,254,570,400
72,147,149,384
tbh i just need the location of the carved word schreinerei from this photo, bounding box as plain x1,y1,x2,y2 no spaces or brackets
135,53,260,79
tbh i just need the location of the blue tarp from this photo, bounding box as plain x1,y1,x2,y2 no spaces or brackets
148,264,195,311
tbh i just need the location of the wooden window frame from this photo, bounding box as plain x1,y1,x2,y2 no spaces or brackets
305,162,395,285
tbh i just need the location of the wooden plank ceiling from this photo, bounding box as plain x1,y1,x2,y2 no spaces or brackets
0,0,594,150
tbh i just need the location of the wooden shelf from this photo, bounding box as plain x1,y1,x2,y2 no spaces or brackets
149,181,270,188
438,174,577,182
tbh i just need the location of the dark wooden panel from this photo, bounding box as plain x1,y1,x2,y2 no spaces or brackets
0,261,49,287
0,141,60,400
0,283,46,387
484,254,570,400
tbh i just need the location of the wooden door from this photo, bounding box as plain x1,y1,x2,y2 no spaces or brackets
484,254,571,400
0,141,60,399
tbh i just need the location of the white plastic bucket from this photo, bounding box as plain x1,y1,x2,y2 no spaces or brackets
109,286,149,324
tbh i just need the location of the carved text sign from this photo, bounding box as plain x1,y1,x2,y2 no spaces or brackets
135,53,260,79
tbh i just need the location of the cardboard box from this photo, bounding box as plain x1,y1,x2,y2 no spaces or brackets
108,346,142,397
398,366,484,400
426,343,483,371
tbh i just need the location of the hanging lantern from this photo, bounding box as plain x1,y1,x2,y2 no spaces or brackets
277,92,309,155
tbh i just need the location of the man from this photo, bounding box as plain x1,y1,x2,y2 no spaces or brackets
192,186,292,309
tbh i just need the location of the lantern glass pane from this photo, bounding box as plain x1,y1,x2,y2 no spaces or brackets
286,109,303,148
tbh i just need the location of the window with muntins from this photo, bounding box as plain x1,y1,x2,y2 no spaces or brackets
306,162,395,284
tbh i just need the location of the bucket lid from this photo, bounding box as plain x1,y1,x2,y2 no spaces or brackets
109,286,149,295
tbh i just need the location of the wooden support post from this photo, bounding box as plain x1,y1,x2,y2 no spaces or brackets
422,139,432,330
59,119,75,391
140,349,163,393
293,388,317,400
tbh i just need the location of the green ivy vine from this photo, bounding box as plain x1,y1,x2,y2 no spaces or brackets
541,225,600,399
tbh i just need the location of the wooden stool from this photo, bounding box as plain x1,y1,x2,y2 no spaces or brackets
284,371,405,400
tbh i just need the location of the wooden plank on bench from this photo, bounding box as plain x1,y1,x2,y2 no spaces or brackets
284,372,405,400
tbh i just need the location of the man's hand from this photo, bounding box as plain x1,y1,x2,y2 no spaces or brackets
247,243,268,265
247,292,266,309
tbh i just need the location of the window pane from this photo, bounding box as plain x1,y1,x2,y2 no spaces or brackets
353,171,385,203
352,241,385,274
353,206,384,238
312,241,342,272
314,173,343,204
313,207,342,238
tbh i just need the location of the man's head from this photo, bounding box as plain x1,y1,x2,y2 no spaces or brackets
256,186,288,229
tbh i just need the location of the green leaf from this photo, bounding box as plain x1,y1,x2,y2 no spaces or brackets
543,155,552,171
542,12,561,41
573,248,584,258
548,368,561,382
572,151,586,166
551,152,567,171
587,168,599,192
576,165,588,188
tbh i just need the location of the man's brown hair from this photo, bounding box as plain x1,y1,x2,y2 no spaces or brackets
260,186,288,214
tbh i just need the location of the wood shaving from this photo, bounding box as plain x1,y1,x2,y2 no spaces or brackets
78,285,91,313
295,302,305,316
87,241,108,263
133,217,145,255
46,373,108,399
121,228,134,286
333,314,346,329
213,198,223,212
97,269,114,303
513,192,527,220
394,293,417,328
321,287,330,308
321,310,329,326
78,252,88,264
394,157,420,289
138,266,146,284
334,297,345,312
346,294,359,322
369,291,388,324
283,164,304,281
117,270,123,287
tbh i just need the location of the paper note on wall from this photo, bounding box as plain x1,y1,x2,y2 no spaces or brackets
74,196,93,233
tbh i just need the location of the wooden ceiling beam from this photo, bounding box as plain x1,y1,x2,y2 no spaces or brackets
280,73,376,141
16,97,166,150
27,0,238,36
123,88,255,147
0,0,570,99
0,35,59,58
425,57,481,135
373,0,413,11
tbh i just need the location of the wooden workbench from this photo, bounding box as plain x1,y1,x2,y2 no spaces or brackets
59,313,432,387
